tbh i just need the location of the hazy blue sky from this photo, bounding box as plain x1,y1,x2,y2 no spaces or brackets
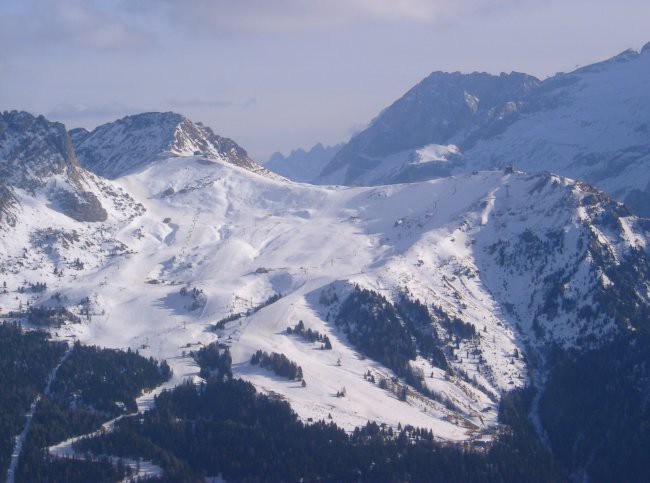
1,0,649,160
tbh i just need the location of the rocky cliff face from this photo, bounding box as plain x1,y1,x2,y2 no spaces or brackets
0,111,81,190
0,111,132,224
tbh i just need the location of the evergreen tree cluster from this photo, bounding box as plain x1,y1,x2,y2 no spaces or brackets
19,454,129,483
395,294,448,369
590,246,650,335
6,305,81,327
335,287,459,401
0,322,66,477
210,294,283,331
539,332,650,482
251,293,282,313
13,340,173,481
192,342,232,382
14,396,128,482
211,312,242,331
429,303,477,342
286,320,332,349
28,281,47,293
334,288,487,405
335,286,417,375
76,377,560,482
250,350,303,381
179,286,206,311
51,342,171,415
212,293,282,330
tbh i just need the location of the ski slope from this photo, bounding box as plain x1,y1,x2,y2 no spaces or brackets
0,155,646,442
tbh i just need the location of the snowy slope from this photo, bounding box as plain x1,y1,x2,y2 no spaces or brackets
1,148,647,442
317,44,650,216
73,112,272,179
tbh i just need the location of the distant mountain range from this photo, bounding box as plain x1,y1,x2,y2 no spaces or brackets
264,142,343,183
311,44,650,216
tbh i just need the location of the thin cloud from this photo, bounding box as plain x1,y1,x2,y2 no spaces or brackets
143,0,518,35
0,0,155,53
0,0,523,52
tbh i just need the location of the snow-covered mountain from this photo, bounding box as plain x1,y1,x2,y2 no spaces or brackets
72,112,271,179
318,43,650,216
0,111,138,226
319,71,539,185
265,142,343,183
1,108,648,443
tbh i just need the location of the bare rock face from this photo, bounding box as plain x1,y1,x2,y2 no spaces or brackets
51,189,107,222
68,127,90,146
0,110,109,223
0,110,81,190
72,112,271,179
0,182,18,228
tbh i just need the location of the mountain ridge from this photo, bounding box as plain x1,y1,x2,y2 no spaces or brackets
316,44,650,216
72,111,272,179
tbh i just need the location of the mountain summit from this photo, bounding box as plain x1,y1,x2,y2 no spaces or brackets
73,112,269,179
319,71,540,184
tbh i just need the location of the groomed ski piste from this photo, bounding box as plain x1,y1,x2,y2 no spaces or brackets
1,153,646,445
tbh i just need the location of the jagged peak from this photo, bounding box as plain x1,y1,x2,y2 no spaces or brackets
320,69,541,181
0,110,80,188
87,111,186,139
421,70,539,81
112,110,185,124
73,111,266,179
2,110,68,137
